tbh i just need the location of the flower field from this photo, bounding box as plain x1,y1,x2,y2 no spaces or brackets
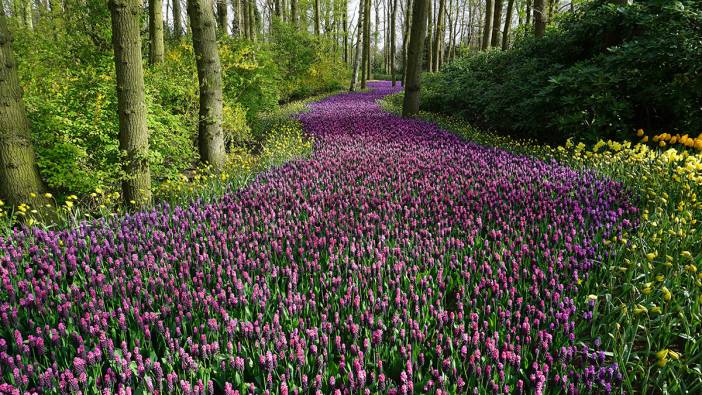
1,80,670,394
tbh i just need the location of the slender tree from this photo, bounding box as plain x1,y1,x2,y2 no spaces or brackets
501,0,514,49
491,0,502,47
149,0,165,64
390,0,397,85
0,9,45,206
481,0,493,49
533,0,545,37
401,0,412,86
217,0,228,35
343,0,348,62
402,0,427,116
108,0,152,205
187,0,226,170
526,0,532,25
350,0,364,91
433,0,444,71
290,0,297,26
241,0,249,38
425,0,432,71
314,0,320,35
364,0,371,80
173,0,183,38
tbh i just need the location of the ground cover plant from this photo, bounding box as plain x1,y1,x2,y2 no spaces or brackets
1,82,639,393
382,91,702,393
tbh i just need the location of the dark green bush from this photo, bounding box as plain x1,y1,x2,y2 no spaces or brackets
422,0,702,144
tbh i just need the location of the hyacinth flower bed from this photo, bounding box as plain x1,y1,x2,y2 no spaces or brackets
1,81,638,394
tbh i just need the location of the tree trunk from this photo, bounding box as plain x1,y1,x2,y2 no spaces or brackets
108,0,152,206
533,0,545,37
401,0,412,86
313,0,320,35
526,0,531,25
248,0,255,39
349,0,364,91
433,0,444,72
425,0,432,72
343,0,348,62
173,0,183,38
187,0,226,170
232,0,240,35
481,0,493,49
364,0,371,80
360,0,369,88
241,0,249,38
290,0,297,26
274,0,281,17
390,0,396,85
217,0,228,35
501,0,513,50
402,0,426,116
149,0,165,64
22,0,33,30
491,0,502,48
0,10,45,207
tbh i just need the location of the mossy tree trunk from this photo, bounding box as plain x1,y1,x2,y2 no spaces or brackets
187,0,226,171
290,0,297,27
217,0,228,35
533,0,545,37
149,0,165,64
481,0,493,49
0,10,45,206
491,0,502,48
108,0,152,206
173,0,183,38
313,0,320,35
402,0,426,116
501,0,514,49
401,0,412,86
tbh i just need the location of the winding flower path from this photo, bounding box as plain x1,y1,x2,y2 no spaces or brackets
0,82,636,394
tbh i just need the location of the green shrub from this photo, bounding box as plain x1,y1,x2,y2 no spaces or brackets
422,0,702,144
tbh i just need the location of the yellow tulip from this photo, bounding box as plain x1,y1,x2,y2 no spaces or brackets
661,286,672,301
659,141,666,147
637,129,644,137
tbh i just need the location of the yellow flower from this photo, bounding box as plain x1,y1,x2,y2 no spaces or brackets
641,136,649,143
29,192,37,198
681,251,692,259
646,252,657,261
633,304,648,315
661,286,672,302
637,129,644,137
659,141,666,148
43,192,53,199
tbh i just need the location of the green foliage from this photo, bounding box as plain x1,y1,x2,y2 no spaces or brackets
422,0,702,144
9,8,347,200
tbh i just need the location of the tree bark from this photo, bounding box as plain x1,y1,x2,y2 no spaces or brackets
241,0,249,38
108,0,152,206
0,10,45,206
526,0,531,25
149,0,165,64
401,0,412,86
313,0,320,35
533,0,545,37
481,0,493,49
501,0,514,50
363,0,371,81
433,0,444,72
390,0,396,85
173,0,183,38
491,0,502,48
402,0,426,116
349,0,364,91
187,0,226,170
425,0,432,72
217,0,228,35
343,0,348,62
290,0,297,26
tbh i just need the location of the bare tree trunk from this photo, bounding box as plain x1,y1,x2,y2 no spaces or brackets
401,0,412,86
349,0,364,91
0,10,45,206
314,0,320,35
248,0,255,39
526,0,531,25
343,0,348,63
490,0,502,48
481,0,493,49
432,0,444,71
187,0,226,170
173,0,183,38
149,0,165,64
533,0,545,37
390,0,396,85
232,0,241,35
241,0,249,37
364,0,371,81
108,0,152,206
217,0,228,35
426,0,432,71
501,0,513,49
290,0,297,26
402,0,426,116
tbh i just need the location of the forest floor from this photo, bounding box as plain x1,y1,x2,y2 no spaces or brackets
1,81,638,393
